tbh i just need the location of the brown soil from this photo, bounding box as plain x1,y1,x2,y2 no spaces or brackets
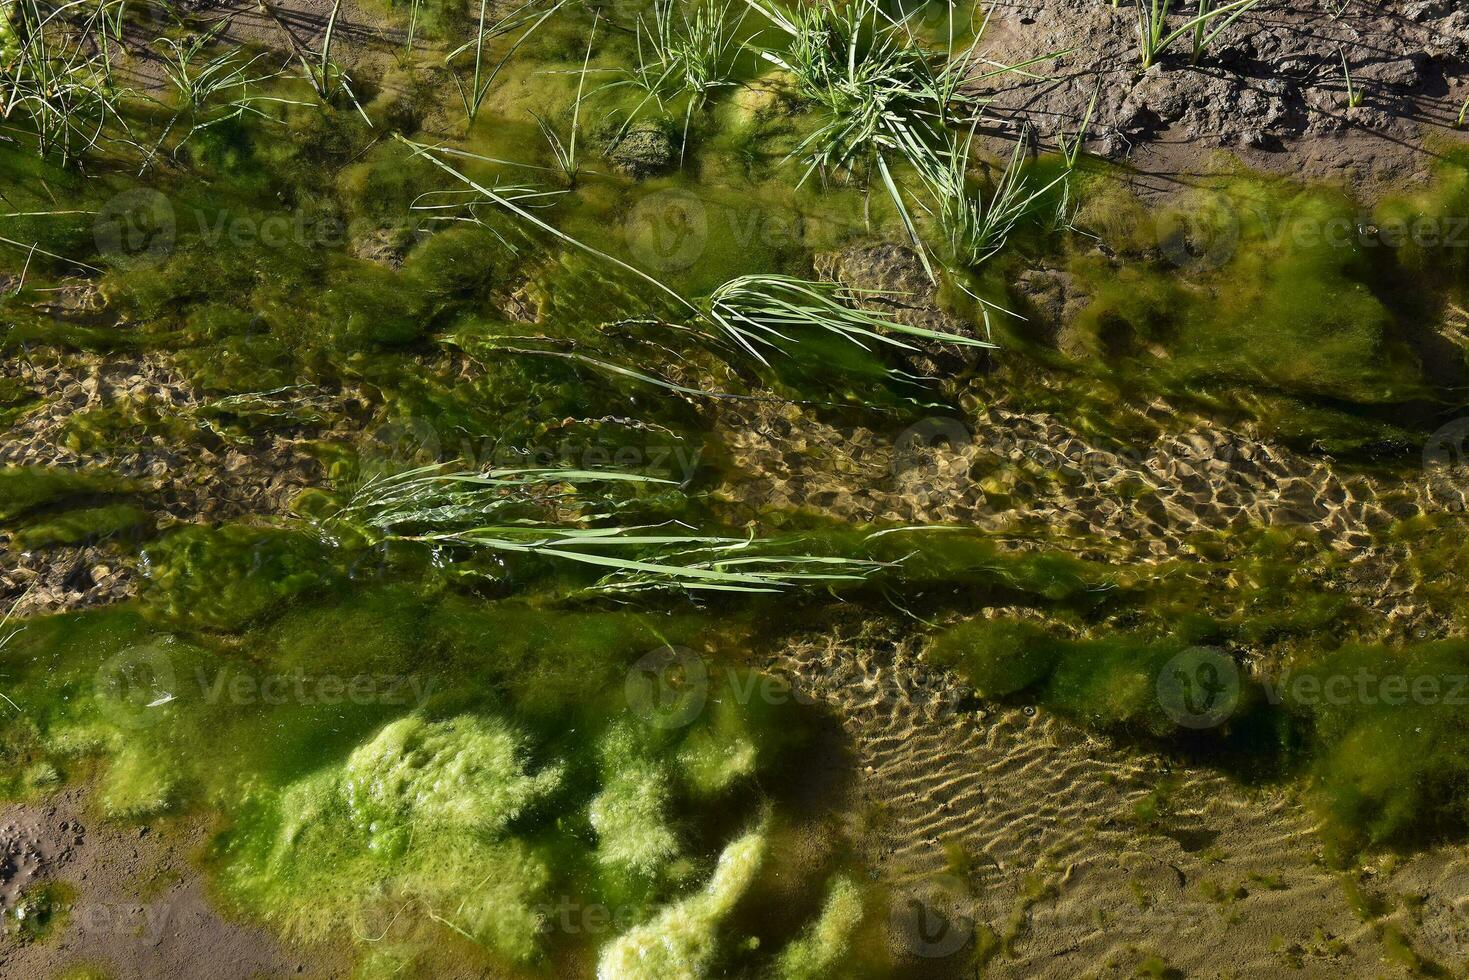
973,0,1469,197
0,785,345,979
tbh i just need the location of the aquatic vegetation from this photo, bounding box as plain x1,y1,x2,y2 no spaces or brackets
615,0,747,156
1052,178,1432,449
0,0,128,164
5,0,1469,973
12,502,148,549
141,525,337,629
341,713,566,853
0,465,133,523
234,710,563,957
596,825,767,980
931,126,1065,274
775,874,864,980
700,273,994,363
744,0,977,272
590,722,680,878
1284,642,1469,862
926,619,1060,699
146,24,300,165
99,741,178,819
449,0,573,126
313,462,880,594
11,880,71,942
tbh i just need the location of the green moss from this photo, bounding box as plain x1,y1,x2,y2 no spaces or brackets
775,874,864,980
401,225,515,316
0,466,133,523
140,525,336,630
13,504,150,549
1051,176,1436,454
597,826,767,980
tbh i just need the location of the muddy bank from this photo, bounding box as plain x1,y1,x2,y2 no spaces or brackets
0,786,342,979
975,0,1469,195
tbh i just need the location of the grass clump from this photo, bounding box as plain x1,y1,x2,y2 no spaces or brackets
312,462,879,595
1135,0,1261,70
613,0,748,157
747,0,974,271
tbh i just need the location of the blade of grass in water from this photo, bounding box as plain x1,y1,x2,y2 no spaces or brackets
317,463,881,593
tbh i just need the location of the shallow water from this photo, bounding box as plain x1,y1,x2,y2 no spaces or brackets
3,1,1469,977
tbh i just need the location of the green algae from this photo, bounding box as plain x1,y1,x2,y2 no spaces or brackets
235,710,563,959
596,826,767,980
0,466,135,524
0,572,868,973
774,874,865,980
140,525,338,630
11,880,72,943
928,611,1469,861
590,721,682,879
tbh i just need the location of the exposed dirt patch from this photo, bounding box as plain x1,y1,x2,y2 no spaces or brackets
0,785,344,979
973,0,1469,196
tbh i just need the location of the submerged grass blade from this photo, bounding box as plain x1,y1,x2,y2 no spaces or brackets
317,463,881,594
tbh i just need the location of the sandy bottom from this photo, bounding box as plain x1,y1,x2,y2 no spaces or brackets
774,630,1469,978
